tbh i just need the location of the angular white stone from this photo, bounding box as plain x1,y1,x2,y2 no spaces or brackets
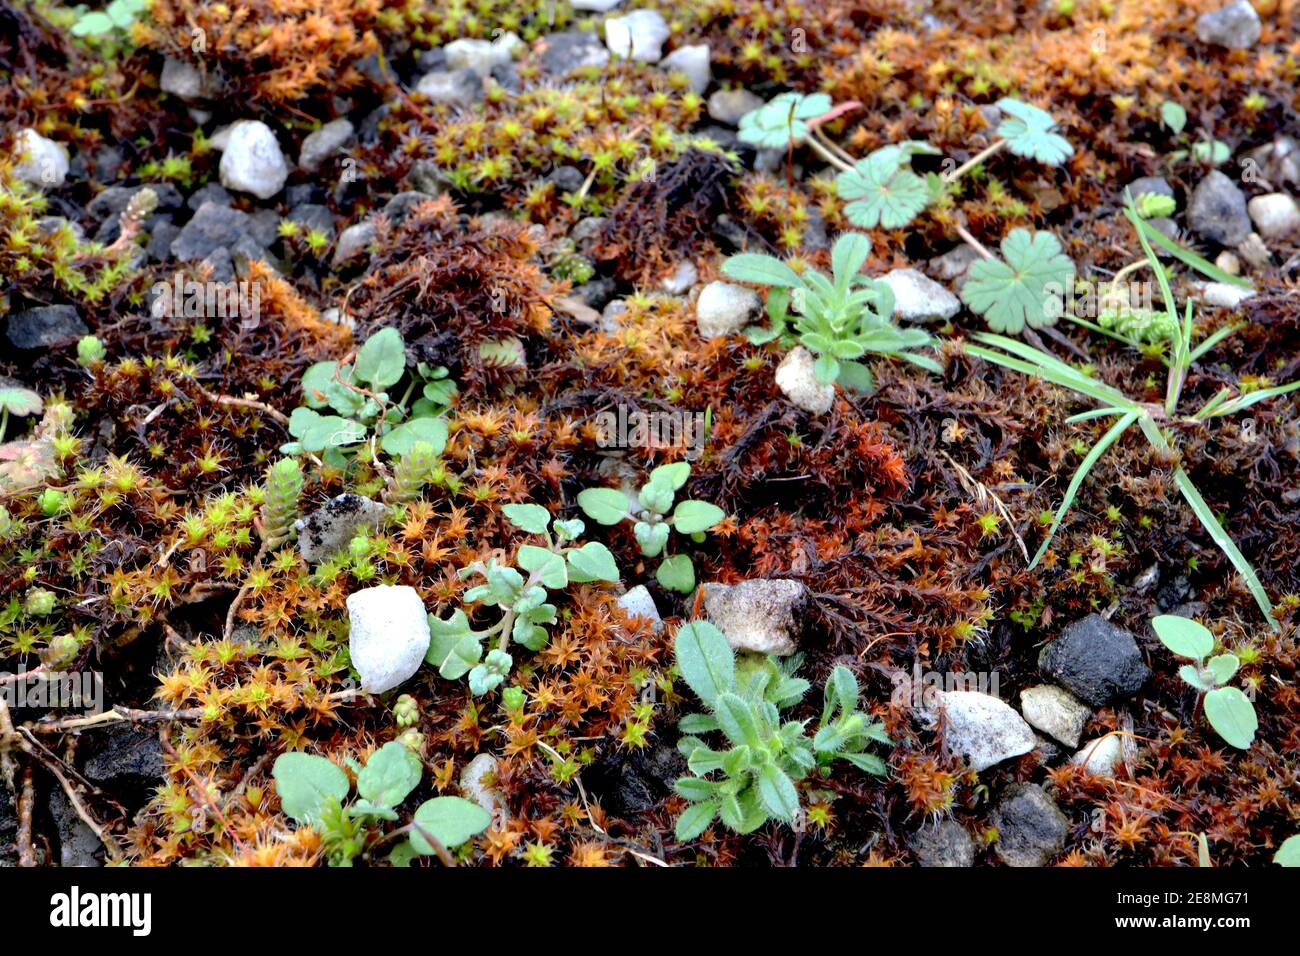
1020,684,1091,747
347,585,431,694
604,10,670,63
696,281,759,339
879,268,961,323
702,579,807,656
617,585,663,632
1247,193,1300,240
218,120,289,200
659,44,711,94
926,690,1036,771
13,129,69,189
1072,734,1124,776
775,346,835,415
444,33,521,77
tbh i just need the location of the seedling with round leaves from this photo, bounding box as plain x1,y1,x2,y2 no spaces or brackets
283,326,452,466
967,199,1298,630
723,232,942,392
737,92,833,150
671,620,890,841
271,742,489,866
577,461,724,593
1152,615,1257,750
426,503,620,694
0,385,43,443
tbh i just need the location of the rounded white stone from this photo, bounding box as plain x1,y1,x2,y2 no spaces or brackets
347,585,431,694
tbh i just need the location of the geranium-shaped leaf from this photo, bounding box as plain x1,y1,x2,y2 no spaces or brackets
961,228,1075,334
1203,686,1257,750
0,387,43,418
836,147,929,230
995,98,1073,165
737,92,833,149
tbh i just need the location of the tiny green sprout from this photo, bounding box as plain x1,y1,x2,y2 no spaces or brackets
1152,615,1257,750
426,502,620,695
77,335,107,365
671,620,890,841
38,487,69,516
1134,192,1176,220
578,461,724,593
723,232,941,392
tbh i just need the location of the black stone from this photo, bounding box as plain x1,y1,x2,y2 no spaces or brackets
991,783,1069,867
1038,613,1151,706
5,304,88,350
170,201,257,262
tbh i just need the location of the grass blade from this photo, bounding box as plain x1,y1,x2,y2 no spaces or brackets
1029,410,1140,568
1065,407,1127,423
1188,323,1245,363
1209,379,1300,418
1173,467,1278,630
966,343,1135,408
1123,205,1252,288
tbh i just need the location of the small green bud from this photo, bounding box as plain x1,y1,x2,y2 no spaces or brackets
394,693,419,729
38,487,69,516
501,686,526,713
25,587,57,616
397,728,424,754
41,634,80,669
77,335,107,366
